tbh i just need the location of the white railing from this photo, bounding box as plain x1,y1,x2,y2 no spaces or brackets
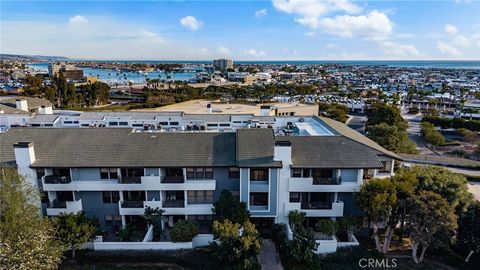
284,201,344,217
289,177,359,192
46,199,83,216
119,200,213,216
315,237,338,254
336,234,360,248
143,225,154,242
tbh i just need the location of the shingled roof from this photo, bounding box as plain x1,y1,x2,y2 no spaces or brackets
0,128,236,167
236,128,282,168
276,136,383,169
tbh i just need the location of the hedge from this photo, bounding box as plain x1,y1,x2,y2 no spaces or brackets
422,116,480,132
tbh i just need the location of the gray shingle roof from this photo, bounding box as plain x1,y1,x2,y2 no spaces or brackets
0,128,236,167
236,128,282,168
276,136,383,169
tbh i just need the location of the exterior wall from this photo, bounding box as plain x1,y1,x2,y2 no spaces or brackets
212,167,239,200
338,192,364,217
72,168,102,181
240,168,249,203
75,191,120,230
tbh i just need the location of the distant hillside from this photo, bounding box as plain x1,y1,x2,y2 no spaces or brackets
0,54,69,61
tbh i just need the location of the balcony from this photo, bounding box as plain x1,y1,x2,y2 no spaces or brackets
162,200,185,208
118,176,142,184
44,175,72,184
119,200,144,215
312,177,341,185
162,176,185,183
285,201,344,217
289,177,359,192
301,201,332,210
46,199,83,216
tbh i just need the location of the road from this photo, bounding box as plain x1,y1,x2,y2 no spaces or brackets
401,109,439,156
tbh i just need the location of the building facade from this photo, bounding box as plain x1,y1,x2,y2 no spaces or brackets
213,59,233,72
0,115,398,235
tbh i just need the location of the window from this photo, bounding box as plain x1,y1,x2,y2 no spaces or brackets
105,214,122,227
186,168,213,179
205,168,213,179
303,169,311,178
219,123,230,127
195,168,205,179
380,161,392,173
44,124,53,127
103,191,120,203
231,190,240,200
187,215,213,228
207,123,218,127
108,122,118,126
186,168,195,179
292,169,302,177
100,168,118,179
187,190,214,204
81,124,89,127
289,192,300,202
132,123,143,127
250,169,268,181
53,168,70,177
229,167,240,179
119,122,128,126
312,169,333,179
250,193,268,206
159,121,169,126
169,122,179,126
64,121,72,124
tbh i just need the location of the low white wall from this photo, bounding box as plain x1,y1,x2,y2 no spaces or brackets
143,225,154,242
192,234,214,248
94,241,192,250
285,223,294,241
336,234,360,248
315,238,337,254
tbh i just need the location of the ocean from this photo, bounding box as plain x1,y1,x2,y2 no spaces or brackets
27,60,480,84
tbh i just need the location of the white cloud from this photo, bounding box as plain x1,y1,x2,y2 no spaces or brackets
380,41,421,57
454,0,472,4
272,0,361,19
255,9,268,18
444,24,458,35
315,10,393,41
305,31,316,37
453,35,471,47
325,43,337,48
244,49,266,58
473,33,480,48
68,15,88,26
180,16,204,31
217,46,231,56
437,41,461,56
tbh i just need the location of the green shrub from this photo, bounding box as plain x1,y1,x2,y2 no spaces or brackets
171,220,198,242
315,219,338,235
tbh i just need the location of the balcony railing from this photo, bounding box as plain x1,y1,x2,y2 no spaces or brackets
118,176,142,184
301,201,333,210
163,200,185,208
312,177,341,185
162,175,185,183
121,201,144,208
50,200,68,208
44,175,72,184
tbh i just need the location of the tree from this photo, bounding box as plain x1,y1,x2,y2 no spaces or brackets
53,212,97,259
211,220,262,269
0,168,63,269
410,166,473,214
408,191,457,263
338,216,361,242
288,210,306,233
144,206,164,227
457,201,480,262
286,225,318,264
212,189,250,224
355,178,397,253
171,220,198,242
366,123,418,154
421,122,445,148
366,102,408,130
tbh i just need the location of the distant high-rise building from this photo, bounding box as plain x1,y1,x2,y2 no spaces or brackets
48,62,84,81
212,59,233,71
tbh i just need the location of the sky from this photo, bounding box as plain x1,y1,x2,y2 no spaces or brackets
1,0,480,60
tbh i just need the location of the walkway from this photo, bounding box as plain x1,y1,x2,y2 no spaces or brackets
258,239,283,270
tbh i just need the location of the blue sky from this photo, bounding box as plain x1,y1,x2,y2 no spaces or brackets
1,0,480,60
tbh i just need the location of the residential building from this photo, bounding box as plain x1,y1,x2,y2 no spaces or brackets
213,59,233,72
0,115,399,235
48,62,84,81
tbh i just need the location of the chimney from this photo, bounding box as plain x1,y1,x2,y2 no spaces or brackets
15,99,28,111
207,103,212,114
260,105,271,116
13,142,36,167
38,105,53,115
273,140,292,224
